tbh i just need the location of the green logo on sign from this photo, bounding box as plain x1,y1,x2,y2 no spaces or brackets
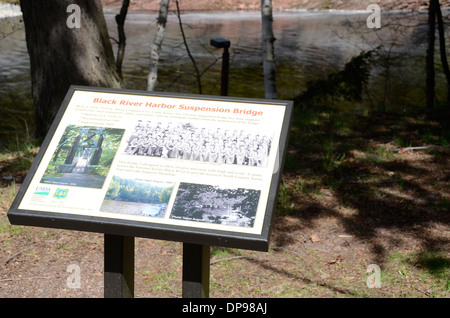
53,188,69,199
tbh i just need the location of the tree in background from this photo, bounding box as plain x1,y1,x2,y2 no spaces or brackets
435,0,450,106
147,0,170,91
426,0,450,108
114,0,130,78
261,0,277,99
20,0,122,140
427,0,438,109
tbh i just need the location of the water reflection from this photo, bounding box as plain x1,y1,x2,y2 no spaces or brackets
107,10,372,97
0,9,447,145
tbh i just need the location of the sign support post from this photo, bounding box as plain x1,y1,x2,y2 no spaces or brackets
182,243,210,298
104,234,135,298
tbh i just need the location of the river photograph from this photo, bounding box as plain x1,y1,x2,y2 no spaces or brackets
0,1,449,300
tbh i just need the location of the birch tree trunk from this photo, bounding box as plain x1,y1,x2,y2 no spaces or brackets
261,0,277,99
147,0,170,91
20,0,121,140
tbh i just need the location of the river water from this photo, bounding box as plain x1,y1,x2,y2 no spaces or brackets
0,8,445,146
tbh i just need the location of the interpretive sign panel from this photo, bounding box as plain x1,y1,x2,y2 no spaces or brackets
8,86,293,251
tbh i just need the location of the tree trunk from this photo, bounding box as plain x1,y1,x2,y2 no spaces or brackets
261,0,277,99
147,0,170,91
20,0,122,140
426,0,438,109
115,0,130,78
435,0,450,106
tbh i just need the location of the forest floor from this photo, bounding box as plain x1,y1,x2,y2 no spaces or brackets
0,107,449,298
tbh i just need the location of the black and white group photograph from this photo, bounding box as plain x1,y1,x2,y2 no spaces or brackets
170,182,261,228
123,119,273,167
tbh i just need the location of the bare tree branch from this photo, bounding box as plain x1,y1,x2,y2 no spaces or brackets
175,0,202,94
115,0,130,78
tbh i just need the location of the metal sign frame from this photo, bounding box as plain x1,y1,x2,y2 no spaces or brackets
8,86,293,252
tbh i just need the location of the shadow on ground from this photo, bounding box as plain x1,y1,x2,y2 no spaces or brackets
272,106,450,269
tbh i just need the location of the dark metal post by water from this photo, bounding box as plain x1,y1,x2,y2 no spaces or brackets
182,243,210,298
104,234,135,298
211,38,230,96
